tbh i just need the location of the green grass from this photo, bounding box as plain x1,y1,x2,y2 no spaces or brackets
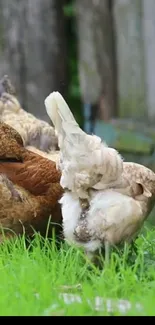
0,226,155,316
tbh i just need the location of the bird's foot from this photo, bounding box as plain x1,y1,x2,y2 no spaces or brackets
85,250,104,270
104,241,111,266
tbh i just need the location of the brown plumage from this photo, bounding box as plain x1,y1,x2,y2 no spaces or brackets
0,122,63,241
0,75,58,152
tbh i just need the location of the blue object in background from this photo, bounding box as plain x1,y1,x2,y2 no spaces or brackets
83,103,92,134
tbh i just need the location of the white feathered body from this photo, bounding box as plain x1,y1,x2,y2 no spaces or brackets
44,91,155,257
60,188,151,254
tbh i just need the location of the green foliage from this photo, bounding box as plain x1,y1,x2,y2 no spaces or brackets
63,0,84,128
63,2,75,17
0,227,155,315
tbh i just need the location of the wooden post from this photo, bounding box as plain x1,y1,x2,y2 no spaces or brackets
114,0,146,119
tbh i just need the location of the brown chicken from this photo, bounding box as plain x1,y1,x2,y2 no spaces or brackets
0,122,63,242
0,75,58,153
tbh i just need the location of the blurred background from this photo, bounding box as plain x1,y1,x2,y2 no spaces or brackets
1,0,155,222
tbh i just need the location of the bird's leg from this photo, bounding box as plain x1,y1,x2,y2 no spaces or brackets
85,249,104,269
85,250,95,262
85,250,101,269
129,239,138,257
104,241,111,265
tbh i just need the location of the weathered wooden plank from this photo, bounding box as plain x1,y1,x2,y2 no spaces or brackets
142,0,155,121
114,0,146,119
0,0,67,122
75,0,117,120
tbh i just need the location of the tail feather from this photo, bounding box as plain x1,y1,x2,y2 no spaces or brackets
44,92,85,149
44,91,124,197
